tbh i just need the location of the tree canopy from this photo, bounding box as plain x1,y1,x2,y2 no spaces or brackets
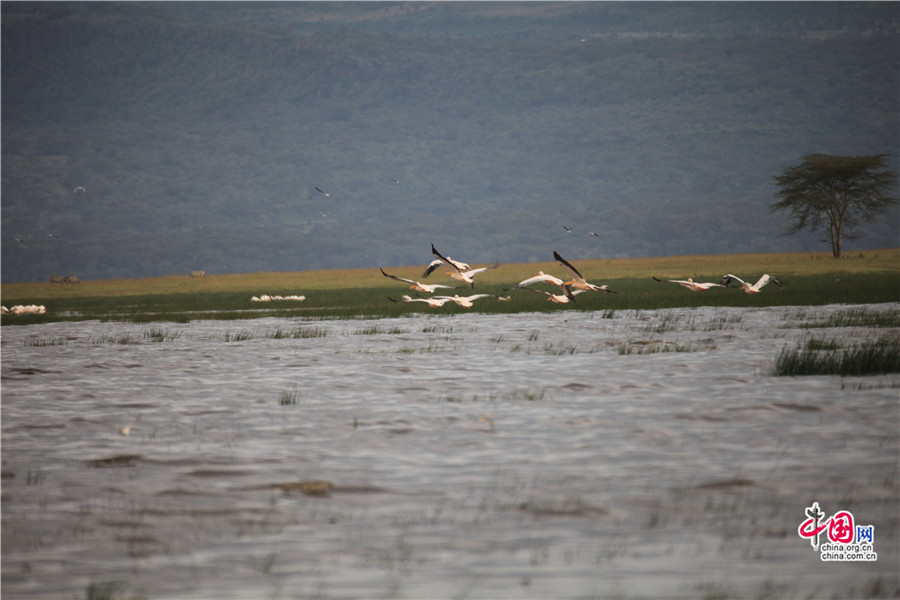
770,154,898,257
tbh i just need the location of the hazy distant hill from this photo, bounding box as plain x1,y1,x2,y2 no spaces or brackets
2,2,897,282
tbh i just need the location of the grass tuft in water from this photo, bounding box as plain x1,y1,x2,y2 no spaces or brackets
279,389,302,405
773,333,900,376
267,326,328,339
435,387,547,403
788,307,900,329
355,325,406,335
144,328,181,342
224,330,253,342
25,337,69,346
86,334,137,345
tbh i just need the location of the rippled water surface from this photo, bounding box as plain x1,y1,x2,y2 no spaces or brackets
2,304,898,599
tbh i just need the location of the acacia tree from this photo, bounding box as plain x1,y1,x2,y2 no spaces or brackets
770,153,898,257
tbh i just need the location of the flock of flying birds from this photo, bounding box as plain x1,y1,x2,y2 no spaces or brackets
380,243,782,309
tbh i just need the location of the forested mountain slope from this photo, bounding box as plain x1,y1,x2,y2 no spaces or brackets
2,2,897,282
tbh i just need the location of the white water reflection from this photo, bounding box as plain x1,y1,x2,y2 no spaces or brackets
2,304,897,599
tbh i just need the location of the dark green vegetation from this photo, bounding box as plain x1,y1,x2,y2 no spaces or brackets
773,333,900,376
2,3,898,282
773,305,900,376
3,269,897,326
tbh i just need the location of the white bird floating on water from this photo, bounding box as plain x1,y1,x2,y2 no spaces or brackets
2,305,47,315
719,274,783,294
381,268,456,293
653,277,726,292
251,295,306,302
553,250,616,293
425,244,499,287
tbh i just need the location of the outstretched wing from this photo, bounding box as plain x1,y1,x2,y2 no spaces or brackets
719,274,746,288
381,268,414,285
464,294,495,302
422,259,444,279
516,273,564,288
519,286,551,297
553,250,584,280
465,265,499,277
756,274,783,289
431,243,464,273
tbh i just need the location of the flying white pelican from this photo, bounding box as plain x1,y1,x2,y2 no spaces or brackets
434,294,499,308
391,178,401,184
389,295,453,307
381,268,456,293
653,276,725,292
315,186,331,197
563,225,573,233
719,274,783,294
513,271,568,290
73,186,86,193
520,286,584,304
425,244,498,287
423,243,470,277
553,250,616,293
449,266,499,287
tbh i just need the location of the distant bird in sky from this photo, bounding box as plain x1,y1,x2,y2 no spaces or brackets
653,277,726,292
380,268,456,294
719,274,783,294
588,232,600,237
15,237,26,244
391,178,400,184
520,286,583,304
563,225,572,233
315,187,331,197
553,250,616,293
73,186,86,193
48,234,60,239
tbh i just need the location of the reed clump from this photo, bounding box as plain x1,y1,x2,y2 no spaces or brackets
773,333,900,376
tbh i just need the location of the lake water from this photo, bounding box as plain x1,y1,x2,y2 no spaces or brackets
2,304,898,599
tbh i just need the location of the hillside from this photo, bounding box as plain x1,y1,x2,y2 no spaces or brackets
2,2,898,282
